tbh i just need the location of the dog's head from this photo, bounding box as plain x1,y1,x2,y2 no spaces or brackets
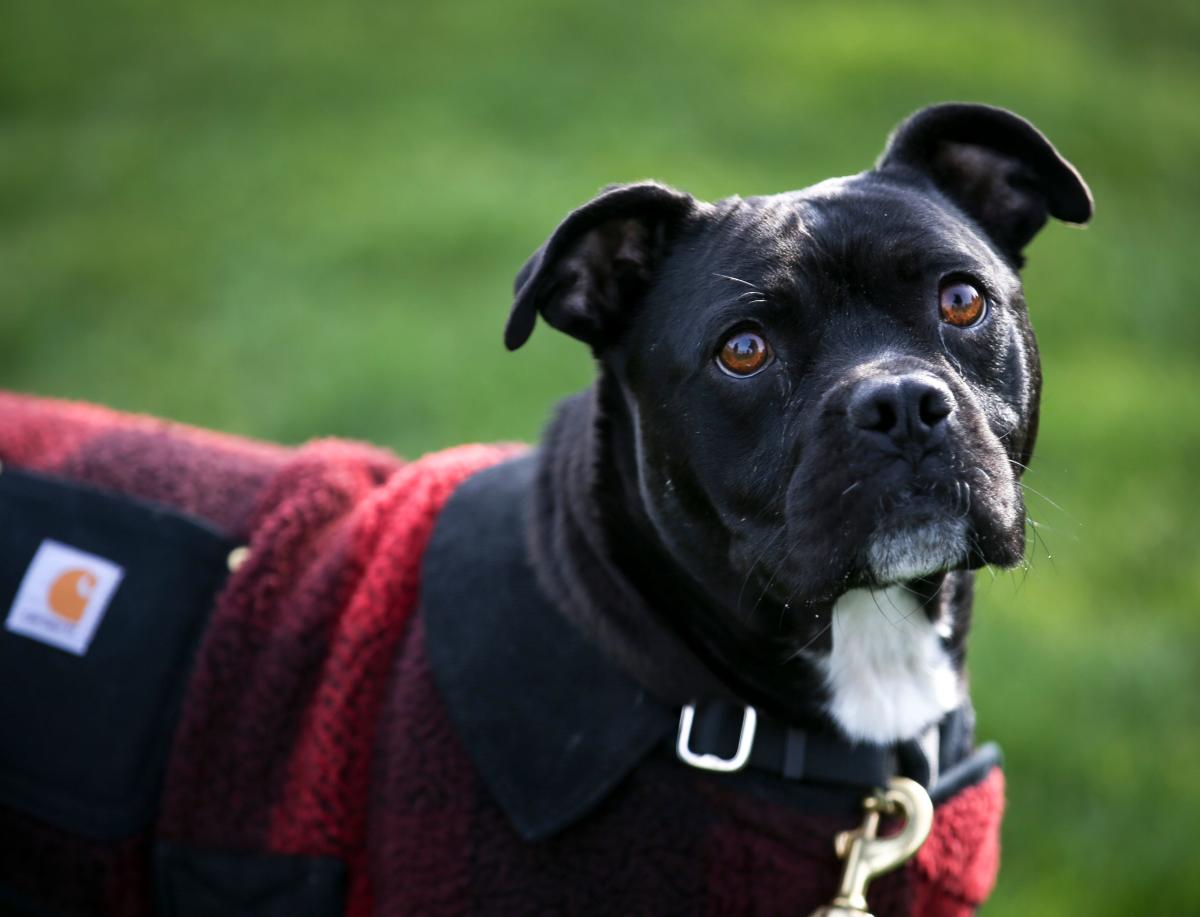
507,103,1091,723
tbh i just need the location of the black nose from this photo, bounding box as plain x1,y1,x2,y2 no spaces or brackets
847,374,956,449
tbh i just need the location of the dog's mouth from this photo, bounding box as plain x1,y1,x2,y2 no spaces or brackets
743,461,1022,615
860,485,972,585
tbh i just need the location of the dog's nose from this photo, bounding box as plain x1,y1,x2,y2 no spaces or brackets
847,374,956,449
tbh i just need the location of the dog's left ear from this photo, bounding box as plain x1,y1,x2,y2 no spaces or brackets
877,102,1093,263
505,182,697,351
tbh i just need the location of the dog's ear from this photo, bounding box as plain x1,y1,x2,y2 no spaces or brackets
504,182,697,351
877,103,1093,263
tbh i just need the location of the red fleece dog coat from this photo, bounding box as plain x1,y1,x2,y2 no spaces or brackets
0,393,1002,916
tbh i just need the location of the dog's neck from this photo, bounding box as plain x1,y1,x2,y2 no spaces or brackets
527,382,730,706
527,378,972,741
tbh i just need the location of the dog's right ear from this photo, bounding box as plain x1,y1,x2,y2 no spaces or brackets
504,182,697,351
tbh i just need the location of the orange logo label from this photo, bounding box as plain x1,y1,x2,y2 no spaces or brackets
5,540,124,656
46,569,98,623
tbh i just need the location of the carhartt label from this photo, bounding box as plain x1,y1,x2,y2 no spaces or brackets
5,539,124,655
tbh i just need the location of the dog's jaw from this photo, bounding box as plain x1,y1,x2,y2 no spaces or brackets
865,517,969,584
814,585,961,743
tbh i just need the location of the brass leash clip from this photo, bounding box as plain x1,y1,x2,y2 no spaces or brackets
809,776,934,917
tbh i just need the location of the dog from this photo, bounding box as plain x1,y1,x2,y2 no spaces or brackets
0,102,1090,916
500,100,1091,743
395,100,1091,915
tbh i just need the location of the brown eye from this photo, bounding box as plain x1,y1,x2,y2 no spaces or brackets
939,281,986,327
717,330,771,376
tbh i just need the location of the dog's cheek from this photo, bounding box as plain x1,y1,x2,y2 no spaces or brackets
781,458,874,593
960,442,1027,567
948,313,1038,466
641,433,801,603
655,383,792,519
972,503,1027,568
1008,314,1043,469
629,418,743,582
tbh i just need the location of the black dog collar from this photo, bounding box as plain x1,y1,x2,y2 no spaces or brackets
421,454,990,841
680,699,914,787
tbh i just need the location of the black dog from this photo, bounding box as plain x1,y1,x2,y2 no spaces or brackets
504,101,1091,747
0,102,1092,916
373,104,1092,915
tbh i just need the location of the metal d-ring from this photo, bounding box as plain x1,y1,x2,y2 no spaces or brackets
675,703,758,773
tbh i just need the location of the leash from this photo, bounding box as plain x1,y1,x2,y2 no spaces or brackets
676,702,935,916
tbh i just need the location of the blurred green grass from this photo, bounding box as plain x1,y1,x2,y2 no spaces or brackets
2,1,1197,912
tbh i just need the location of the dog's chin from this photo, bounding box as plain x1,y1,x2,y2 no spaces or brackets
742,481,1024,615
863,516,969,585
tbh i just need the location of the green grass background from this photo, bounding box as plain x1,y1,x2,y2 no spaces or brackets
3,1,1197,912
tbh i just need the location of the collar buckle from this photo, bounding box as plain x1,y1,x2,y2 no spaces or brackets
675,702,757,773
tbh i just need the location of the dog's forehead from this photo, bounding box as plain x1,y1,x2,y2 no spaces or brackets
692,173,1011,296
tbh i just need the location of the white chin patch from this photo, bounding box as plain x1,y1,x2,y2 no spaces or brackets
866,517,967,583
819,585,961,743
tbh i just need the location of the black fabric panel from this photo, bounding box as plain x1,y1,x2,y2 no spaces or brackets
422,454,677,842
930,741,1003,805
155,844,345,917
895,734,933,789
0,468,235,839
938,696,976,773
0,883,71,917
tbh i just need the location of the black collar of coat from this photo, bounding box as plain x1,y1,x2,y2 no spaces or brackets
422,452,676,841
420,453,976,842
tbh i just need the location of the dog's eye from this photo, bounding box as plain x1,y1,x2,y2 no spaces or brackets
717,330,771,377
939,281,986,327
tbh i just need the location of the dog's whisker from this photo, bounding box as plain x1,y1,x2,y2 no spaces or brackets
885,586,927,624
783,603,836,661
1008,543,1034,590
1024,515,1078,545
786,622,834,661
867,587,903,630
1025,514,1057,572
777,599,791,630
712,272,758,288
970,533,998,583
1017,481,1076,522
736,527,790,621
748,536,799,623
733,502,801,621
